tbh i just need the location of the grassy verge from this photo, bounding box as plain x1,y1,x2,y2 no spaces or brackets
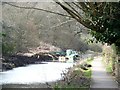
53,57,93,90
54,87,89,90
86,57,94,64
102,59,113,74
106,64,112,73
83,69,92,78
80,57,93,78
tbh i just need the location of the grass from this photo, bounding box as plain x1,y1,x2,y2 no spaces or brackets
106,63,113,73
54,83,89,90
53,57,93,90
54,87,89,90
83,69,92,78
86,57,94,64
82,57,93,78
102,58,113,73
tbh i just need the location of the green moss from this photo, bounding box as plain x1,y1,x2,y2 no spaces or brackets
83,69,92,78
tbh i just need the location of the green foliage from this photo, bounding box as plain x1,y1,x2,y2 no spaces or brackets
102,57,113,73
102,45,116,74
53,58,93,89
106,64,113,73
2,42,16,55
0,32,6,37
89,2,120,46
57,2,120,48
82,58,93,78
83,69,92,78
51,56,92,89
54,86,88,90
86,57,94,64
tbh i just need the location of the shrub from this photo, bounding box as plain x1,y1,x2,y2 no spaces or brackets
2,42,16,56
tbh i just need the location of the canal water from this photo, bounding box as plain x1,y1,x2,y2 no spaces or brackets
0,62,73,84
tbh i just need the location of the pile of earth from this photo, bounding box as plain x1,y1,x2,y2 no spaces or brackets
2,53,54,71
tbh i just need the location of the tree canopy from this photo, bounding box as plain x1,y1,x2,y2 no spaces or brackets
4,1,120,47
54,1,120,47
3,2,97,55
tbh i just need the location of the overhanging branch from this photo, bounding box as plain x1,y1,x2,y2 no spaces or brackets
3,2,72,18
55,2,99,32
3,2,105,33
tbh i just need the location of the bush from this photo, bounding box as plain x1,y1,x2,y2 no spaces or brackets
2,42,16,56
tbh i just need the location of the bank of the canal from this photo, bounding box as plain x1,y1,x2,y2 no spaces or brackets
1,52,94,89
1,62,73,85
